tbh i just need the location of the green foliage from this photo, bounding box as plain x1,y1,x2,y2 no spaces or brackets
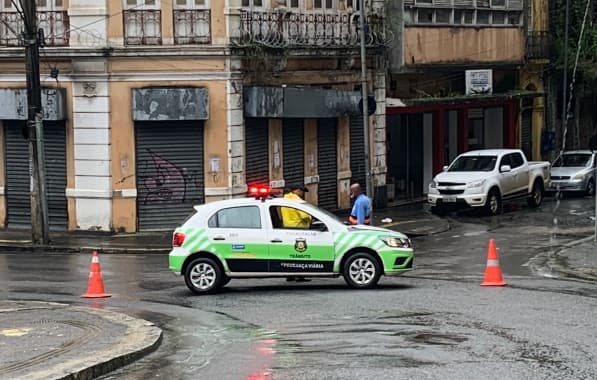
551,0,597,80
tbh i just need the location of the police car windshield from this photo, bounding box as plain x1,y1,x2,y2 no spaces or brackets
299,202,344,224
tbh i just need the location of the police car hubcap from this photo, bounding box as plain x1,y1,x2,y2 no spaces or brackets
349,258,375,284
190,263,216,290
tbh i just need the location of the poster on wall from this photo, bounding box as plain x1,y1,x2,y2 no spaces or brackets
465,70,493,95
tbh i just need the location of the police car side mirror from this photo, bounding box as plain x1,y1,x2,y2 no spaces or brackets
311,221,327,232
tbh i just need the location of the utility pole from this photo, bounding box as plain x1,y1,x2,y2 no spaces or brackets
22,0,49,244
561,0,569,151
359,0,373,200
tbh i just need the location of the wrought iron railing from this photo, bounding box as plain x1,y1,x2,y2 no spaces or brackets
526,31,550,60
233,10,392,48
0,11,69,46
173,9,211,44
124,9,162,45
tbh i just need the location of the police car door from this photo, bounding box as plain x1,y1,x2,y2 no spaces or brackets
267,204,335,274
206,205,269,273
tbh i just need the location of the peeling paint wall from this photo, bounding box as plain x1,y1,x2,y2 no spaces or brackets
404,27,525,65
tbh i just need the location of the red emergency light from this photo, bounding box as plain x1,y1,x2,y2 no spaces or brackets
248,186,280,200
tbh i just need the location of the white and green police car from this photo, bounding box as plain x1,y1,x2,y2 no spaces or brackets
169,188,414,294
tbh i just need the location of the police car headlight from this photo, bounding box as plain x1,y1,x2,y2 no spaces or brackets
382,236,412,248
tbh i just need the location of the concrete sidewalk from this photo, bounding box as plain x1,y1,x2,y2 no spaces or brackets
0,300,162,380
0,204,450,254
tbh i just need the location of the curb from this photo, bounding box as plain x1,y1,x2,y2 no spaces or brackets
0,244,170,254
544,235,597,282
2,301,163,380
380,218,451,237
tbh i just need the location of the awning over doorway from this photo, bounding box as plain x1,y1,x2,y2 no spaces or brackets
244,86,363,118
0,88,66,120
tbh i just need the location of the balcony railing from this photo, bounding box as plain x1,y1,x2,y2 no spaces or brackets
526,31,550,60
174,9,211,45
0,11,69,47
124,9,162,45
233,10,392,48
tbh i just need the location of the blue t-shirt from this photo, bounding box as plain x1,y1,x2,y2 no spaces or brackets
351,194,372,224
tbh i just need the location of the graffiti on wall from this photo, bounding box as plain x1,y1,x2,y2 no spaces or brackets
138,150,203,205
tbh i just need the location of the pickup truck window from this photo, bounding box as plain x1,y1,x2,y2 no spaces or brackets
510,153,524,168
449,156,497,172
553,154,592,168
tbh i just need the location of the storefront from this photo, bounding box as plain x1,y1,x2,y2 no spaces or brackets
244,86,368,210
0,89,68,229
386,98,518,202
132,88,208,231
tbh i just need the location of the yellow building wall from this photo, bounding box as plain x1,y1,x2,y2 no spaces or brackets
404,27,525,64
110,79,228,232
107,0,227,45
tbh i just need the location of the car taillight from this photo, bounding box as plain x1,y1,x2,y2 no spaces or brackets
172,232,185,247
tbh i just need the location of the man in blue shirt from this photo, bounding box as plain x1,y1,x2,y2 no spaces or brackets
348,183,371,225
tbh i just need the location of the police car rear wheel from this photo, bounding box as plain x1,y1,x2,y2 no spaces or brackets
343,253,381,289
184,258,223,294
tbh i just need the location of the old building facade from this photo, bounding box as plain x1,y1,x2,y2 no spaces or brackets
0,0,388,232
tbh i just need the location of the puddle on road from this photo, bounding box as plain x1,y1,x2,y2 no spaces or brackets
409,332,468,346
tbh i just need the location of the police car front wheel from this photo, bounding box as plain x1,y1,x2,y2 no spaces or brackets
184,258,223,294
343,253,381,289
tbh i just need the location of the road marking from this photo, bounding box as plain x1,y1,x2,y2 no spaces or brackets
1,328,31,337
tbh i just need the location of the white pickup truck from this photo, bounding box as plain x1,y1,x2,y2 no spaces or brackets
428,149,551,215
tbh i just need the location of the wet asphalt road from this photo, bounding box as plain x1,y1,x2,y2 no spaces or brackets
1,195,596,380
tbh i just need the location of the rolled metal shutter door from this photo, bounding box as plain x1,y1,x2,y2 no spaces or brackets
245,118,269,187
349,115,367,189
317,118,338,210
135,121,204,231
5,121,67,229
521,109,532,160
5,121,31,228
43,121,68,229
282,119,304,188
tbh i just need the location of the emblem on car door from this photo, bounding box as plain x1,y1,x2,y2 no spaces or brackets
294,238,307,253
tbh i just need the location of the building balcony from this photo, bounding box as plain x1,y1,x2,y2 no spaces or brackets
233,10,391,49
124,9,162,46
0,11,69,47
174,9,211,45
526,31,550,61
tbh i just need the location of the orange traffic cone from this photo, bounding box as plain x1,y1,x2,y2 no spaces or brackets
481,239,506,286
81,251,111,298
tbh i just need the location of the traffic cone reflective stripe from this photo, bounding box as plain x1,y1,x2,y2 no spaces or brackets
81,251,111,298
481,239,506,287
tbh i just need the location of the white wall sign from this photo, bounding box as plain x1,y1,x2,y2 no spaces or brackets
465,70,493,95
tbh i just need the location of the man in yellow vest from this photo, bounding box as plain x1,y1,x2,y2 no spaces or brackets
281,184,312,282
281,184,312,228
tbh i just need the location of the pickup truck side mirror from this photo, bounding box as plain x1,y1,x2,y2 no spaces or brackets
500,165,512,173
442,165,449,171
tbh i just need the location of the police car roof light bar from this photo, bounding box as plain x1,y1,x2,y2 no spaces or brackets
248,186,281,201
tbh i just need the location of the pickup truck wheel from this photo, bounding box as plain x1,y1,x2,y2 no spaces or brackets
527,181,544,208
484,189,502,215
585,179,595,197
